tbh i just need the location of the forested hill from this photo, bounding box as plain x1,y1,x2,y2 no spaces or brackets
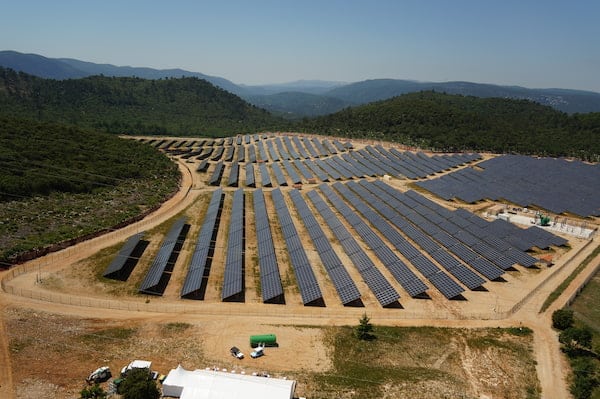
300,91,600,160
0,67,286,136
0,116,179,201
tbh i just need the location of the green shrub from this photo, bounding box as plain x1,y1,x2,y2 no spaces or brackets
553,309,575,330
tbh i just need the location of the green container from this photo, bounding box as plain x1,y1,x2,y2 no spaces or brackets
249,334,277,347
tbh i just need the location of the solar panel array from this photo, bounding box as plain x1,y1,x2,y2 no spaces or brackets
417,154,600,217
482,217,568,251
140,217,188,295
248,144,257,163
139,135,587,307
196,159,209,172
370,181,540,268
304,159,329,181
334,183,464,298
181,189,223,298
222,189,245,300
271,189,323,305
306,190,400,307
288,190,362,306
254,189,284,303
320,184,429,297
103,232,145,280
283,160,302,184
168,134,480,187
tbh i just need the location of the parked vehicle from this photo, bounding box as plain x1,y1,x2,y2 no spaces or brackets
251,344,265,358
120,360,152,377
86,366,111,384
230,346,244,359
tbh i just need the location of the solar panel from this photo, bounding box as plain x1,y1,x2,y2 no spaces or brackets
271,163,288,186
208,161,224,186
259,163,271,187
140,217,188,295
227,161,239,187
467,257,504,281
103,232,145,279
283,160,302,184
324,184,428,297
271,189,323,305
306,189,400,307
430,249,485,290
253,189,284,303
288,189,361,305
422,154,599,217
181,189,223,298
222,189,245,300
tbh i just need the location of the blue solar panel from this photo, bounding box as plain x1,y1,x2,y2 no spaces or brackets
181,189,223,298
222,189,245,300
254,189,284,303
140,217,188,295
103,233,145,279
306,189,400,307
271,189,323,305
288,189,361,305
324,184,428,297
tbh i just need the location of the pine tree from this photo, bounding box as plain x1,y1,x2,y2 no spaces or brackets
355,313,374,340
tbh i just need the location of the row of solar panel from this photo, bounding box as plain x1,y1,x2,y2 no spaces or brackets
271,189,323,305
139,217,188,294
357,181,506,284
222,188,245,300
181,189,223,298
254,190,284,303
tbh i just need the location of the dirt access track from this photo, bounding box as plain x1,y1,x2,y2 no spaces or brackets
1,156,599,399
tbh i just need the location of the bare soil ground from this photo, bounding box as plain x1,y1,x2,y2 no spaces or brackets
1,144,599,399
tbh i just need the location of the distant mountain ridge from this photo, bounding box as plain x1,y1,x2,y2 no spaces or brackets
2,50,600,115
0,50,247,96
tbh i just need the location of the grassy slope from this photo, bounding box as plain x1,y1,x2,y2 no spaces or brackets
296,325,539,399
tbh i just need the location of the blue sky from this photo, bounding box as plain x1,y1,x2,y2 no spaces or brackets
2,0,599,92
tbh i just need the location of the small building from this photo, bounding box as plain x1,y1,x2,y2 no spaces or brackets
162,365,296,399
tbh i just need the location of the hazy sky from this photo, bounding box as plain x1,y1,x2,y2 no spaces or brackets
2,0,599,92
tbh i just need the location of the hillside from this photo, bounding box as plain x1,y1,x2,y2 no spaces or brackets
300,91,600,159
0,67,285,136
0,116,180,261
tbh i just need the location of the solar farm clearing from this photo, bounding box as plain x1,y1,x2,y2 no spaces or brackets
7,133,596,318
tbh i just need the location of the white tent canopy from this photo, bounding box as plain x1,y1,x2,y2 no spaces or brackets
162,365,296,399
